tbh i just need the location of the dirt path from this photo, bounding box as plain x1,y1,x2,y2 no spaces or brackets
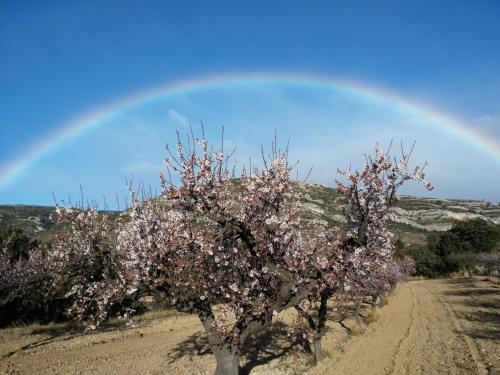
310,279,499,375
1,278,498,374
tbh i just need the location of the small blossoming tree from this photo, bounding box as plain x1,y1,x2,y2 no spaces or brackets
49,207,128,328
295,144,433,362
0,246,52,323
398,255,417,278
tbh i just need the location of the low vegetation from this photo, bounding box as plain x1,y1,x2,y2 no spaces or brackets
397,219,500,278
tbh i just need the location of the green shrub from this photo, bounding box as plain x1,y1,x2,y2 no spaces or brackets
0,228,40,262
412,247,445,278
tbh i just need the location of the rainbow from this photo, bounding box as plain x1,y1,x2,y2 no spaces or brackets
1,72,499,190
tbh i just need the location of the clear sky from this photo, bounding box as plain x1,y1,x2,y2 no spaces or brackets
1,1,499,206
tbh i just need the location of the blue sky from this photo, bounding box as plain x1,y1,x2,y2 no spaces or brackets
1,1,500,206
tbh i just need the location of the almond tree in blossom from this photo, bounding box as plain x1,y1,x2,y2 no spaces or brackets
117,132,313,375
295,144,433,363
49,207,128,329
357,256,415,309
398,255,417,278
0,247,51,323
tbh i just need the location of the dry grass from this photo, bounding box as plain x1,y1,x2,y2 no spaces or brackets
407,275,427,281
365,307,381,323
0,308,180,343
0,320,83,342
131,309,179,323
347,319,366,336
323,349,333,359
379,295,389,306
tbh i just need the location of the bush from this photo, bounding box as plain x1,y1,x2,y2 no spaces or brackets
447,252,478,278
423,219,500,277
393,239,406,258
412,247,445,278
449,219,499,253
0,228,40,262
429,219,499,258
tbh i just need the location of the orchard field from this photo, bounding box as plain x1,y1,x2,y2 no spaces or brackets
2,133,499,375
1,278,498,375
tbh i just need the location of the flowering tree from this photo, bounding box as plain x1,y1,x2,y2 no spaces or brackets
49,207,128,328
48,133,433,372
292,223,343,362
294,144,433,362
116,133,313,375
0,246,51,324
398,255,417,278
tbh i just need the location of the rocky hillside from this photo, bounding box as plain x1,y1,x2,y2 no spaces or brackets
300,183,500,245
1,184,499,244
0,205,57,237
301,183,500,230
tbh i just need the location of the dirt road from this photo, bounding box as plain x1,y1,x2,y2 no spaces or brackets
1,278,498,374
309,279,499,375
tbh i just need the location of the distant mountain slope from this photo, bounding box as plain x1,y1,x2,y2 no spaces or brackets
0,205,57,237
300,183,500,231
1,184,499,244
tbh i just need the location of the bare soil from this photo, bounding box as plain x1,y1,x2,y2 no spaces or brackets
1,278,498,375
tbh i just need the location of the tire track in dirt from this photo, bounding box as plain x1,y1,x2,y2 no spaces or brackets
308,283,416,375
386,284,417,375
390,281,477,374
309,280,495,375
423,283,490,375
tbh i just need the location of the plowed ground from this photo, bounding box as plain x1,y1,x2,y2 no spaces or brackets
1,278,499,375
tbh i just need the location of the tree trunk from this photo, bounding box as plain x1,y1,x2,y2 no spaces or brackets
198,306,274,375
213,346,240,375
354,298,362,325
198,309,241,375
378,291,386,306
294,289,329,364
312,290,329,363
466,266,472,279
312,335,324,363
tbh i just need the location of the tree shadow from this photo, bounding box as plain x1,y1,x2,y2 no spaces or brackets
165,331,211,362
444,279,500,343
443,288,499,297
446,278,476,285
445,277,499,288
464,310,500,326
457,312,499,343
166,322,311,374
337,319,352,333
461,300,500,310
1,332,85,360
240,323,309,375
329,301,373,332
462,329,499,341
29,323,83,336
1,319,135,360
27,320,134,339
